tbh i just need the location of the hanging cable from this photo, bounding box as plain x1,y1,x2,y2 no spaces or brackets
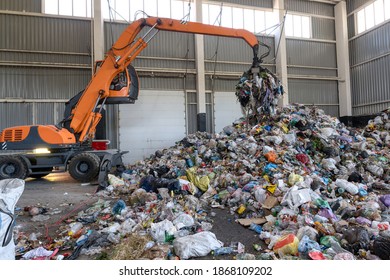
274,10,288,61
133,10,150,21
109,5,131,24
107,0,115,47
183,2,192,91
210,4,223,94
181,1,192,24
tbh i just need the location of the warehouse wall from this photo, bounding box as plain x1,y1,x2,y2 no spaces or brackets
347,1,390,116
0,0,346,164
0,0,41,13
0,4,94,144
207,0,273,9
285,0,339,117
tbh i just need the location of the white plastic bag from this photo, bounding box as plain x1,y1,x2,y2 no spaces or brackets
281,186,311,209
173,231,222,259
254,187,267,204
0,179,25,260
150,219,177,243
173,213,194,229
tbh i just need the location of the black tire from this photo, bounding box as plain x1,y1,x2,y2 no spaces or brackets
68,152,100,183
0,155,29,180
29,168,52,179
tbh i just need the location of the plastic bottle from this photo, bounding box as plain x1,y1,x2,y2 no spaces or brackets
213,247,234,256
249,223,262,234
68,222,83,237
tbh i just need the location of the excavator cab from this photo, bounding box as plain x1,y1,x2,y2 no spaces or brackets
94,61,139,104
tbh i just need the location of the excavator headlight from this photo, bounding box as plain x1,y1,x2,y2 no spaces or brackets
33,148,51,154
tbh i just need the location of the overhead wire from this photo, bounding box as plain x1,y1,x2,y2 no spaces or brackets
210,3,223,94
183,2,192,93
107,0,115,47
273,10,288,62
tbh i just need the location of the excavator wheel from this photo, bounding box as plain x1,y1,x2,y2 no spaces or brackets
0,155,29,180
68,152,100,183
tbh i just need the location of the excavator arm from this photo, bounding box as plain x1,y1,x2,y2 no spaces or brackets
68,17,262,142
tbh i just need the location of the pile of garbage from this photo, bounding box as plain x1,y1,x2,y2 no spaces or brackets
10,73,390,259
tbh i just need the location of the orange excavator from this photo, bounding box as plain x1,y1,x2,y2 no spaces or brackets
0,17,263,185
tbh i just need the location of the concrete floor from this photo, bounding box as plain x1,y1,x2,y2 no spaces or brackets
14,172,262,259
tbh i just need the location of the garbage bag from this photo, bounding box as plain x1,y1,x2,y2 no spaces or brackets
0,179,25,260
373,236,390,260
173,231,222,259
273,234,299,256
296,226,318,241
150,220,177,243
186,168,210,192
298,235,321,258
380,194,390,207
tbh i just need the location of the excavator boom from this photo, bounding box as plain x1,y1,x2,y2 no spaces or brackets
69,17,261,142
0,17,264,184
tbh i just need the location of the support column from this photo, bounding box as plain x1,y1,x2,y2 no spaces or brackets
194,0,206,132
93,0,107,140
335,1,352,119
93,0,105,62
273,0,289,107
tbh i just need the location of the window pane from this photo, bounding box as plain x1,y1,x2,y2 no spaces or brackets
365,4,375,30
130,0,144,20
265,11,278,34
232,7,243,29
116,0,130,21
221,6,232,28
87,0,92,17
293,15,302,37
384,0,390,20
59,0,72,16
285,14,294,36
254,10,265,33
158,0,171,18
374,0,384,25
171,0,184,20
144,0,157,17
301,16,310,38
244,9,254,32
73,0,87,17
103,0,111,19
45,0,58,14
202,4,209,24
182,2,194,21
189,5,196,22
357,9,365,33
209,4,221,25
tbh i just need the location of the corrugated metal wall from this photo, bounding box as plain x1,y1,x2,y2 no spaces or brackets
347,1,390,116
285,0,334,17
207,0,273,9
312,17,335,40
285,0,338,117
0,0,41,13
204,34,275,91
346,0,369,14
0,4,94,143
347,15,355,38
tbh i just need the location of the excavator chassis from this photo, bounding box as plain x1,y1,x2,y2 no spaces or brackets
0,149,127,188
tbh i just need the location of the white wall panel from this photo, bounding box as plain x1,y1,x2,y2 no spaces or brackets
214,91,243,133
119,90,186,164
